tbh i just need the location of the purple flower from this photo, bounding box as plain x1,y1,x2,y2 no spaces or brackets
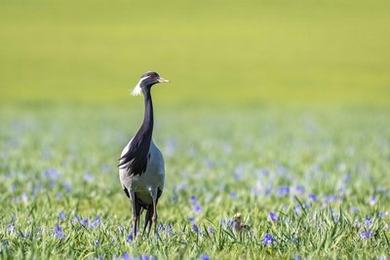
200,255,210,260
188,216,195,223
277,186,290,197
193,204,202,213
220,219,234,228
309,193,317,202
126,233,133,243
159,224,174,236
53,224,65,240
58,211,66,221
229,192,237,199
207,226,215,234
324,194,337,203
364,217,373,227
121,252,131,260
90,216,101,228
63,182,72,193
360,230,373,240
268,212,278,222
369,196,377,206
192,224,199,233
295,185,305,194
190,195,197,203
75,216,89,227
84,174,94,183
190,195,202,214
262,233,275,246
350,207,359,214
44,168,60,180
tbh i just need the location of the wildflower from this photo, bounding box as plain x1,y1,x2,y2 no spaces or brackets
200,255,210,260
262,233,275,246
84,174,94,183
90,216,101,228
350,207,359,214
369,196,377,206
207,226,215,234
190,195,202,214
53,224,65,240
192,223,199,233
360,230,373,240
63,182,72,193
44,168,60,180
58,211,66,221
140,256,156,260
161,224,174,236
295,185,305,194
193,204,202,213
229,191,237,199
324,194,337,203
190,195,197,203
309,193,317,202
268,212,278,222
121,252,131,260
277,186,290,197
126,233,133,243
276,165,288,175
220,218,234,229
364,217,373,227
80,217,89,227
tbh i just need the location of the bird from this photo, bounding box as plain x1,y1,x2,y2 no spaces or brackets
118,71,169,237
232,213,250,233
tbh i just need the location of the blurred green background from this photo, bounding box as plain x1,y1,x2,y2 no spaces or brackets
1,0,389,107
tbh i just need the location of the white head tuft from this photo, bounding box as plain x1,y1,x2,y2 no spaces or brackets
131,76,149,96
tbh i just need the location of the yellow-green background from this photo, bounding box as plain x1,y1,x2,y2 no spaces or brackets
1,0,389,107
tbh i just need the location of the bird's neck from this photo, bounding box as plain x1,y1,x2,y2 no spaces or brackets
141,89,154,136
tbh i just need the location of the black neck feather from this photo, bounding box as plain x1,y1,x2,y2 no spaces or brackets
119,88,154,175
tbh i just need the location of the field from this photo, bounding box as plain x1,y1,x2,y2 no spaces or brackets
1,106,389,259
1,0,390,259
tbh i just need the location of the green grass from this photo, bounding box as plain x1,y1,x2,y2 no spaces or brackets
1,0,390,106
0,105,389,258
1,0,390,258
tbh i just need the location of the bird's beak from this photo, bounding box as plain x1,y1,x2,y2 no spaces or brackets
158,77,170,83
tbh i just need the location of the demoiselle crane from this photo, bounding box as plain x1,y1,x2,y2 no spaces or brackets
118,71,169,237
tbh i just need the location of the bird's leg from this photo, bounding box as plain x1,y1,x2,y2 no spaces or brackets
137,208,144,231
152,196,158,235
130,192,138,237
142,205,152,236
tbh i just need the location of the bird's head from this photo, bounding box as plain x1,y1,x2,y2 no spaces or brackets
131,71,169,96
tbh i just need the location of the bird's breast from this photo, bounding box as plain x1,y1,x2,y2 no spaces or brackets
119,139,165,195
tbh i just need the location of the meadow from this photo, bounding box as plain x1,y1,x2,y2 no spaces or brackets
1,0,390,259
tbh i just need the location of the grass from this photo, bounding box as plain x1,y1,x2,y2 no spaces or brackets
1,0,390,258
1,0,390,106
0,105,389,259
